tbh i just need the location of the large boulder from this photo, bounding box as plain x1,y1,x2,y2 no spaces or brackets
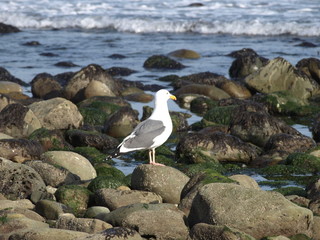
143,55,185,70
31,73,63,99
64,64,121,102
296,57,320,83
0,157,47,200
188,183,313,239
41,151,97,181
29,97,83,130
245,57,320,100
131,165,189,204
0,103,42,138
0,81,22,94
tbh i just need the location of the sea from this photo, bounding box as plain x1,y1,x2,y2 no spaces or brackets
0,0,319,176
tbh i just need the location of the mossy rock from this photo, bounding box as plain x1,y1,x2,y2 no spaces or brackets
180,162,226,177
73,146,114,165
272,186,307,197
258,180,290,189
87,176,126,193
95,163,126,179
177,147,219,164
143,55,185,70
190,97,218,115
78,107,109,126
201,169,235,184
55,185,93,216
168,49,201,59
259,164,309,177
286,152,320,173
132,145,175,163
123,174,132,187
158,74,180,82
203,105,236,125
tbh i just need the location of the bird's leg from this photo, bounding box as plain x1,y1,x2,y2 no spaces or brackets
150,148,165,166
148,149,153,164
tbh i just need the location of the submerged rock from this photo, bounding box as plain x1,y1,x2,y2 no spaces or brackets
143,55,185,70
168,49,201,59
0,22,20,33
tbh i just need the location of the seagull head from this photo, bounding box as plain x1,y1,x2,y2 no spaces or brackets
155,89,177,102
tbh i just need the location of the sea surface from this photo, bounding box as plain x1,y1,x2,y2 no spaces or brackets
0,0,319,177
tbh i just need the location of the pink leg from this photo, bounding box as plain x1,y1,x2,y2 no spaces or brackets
149,148,165,166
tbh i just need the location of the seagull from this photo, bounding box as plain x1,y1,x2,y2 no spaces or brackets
109,89,176,166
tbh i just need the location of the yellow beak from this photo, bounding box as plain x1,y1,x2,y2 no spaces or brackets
170,95,177,101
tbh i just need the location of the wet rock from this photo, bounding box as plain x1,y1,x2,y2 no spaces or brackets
131,164,189,204
56,213,112,234
106,67,137,76
29,128,73,151
202,105,236,125
296,58,320,83
174,84,230,100
29,97,83,130
0,157,46,200
65,129,119,151
306,178,320,200
77,227,143,240
95,188,162,211
35,199,71,220
25,160,80,187
218,80,252,99
143,55,185,70
41,151,97,181
312,113,320,142
227,48,259,58
228,174,260,189
188,3,204,7
55,185,92,216
295,41,317,48
189,223,256,240
176,131,259,164
175,71,228,88
104,106,139,138
168,49,201,59
0,22,20,33
54,71,74,87
23,40,41,46
286,152,320,174
229,54,268,79
245,57,320,100
54,61,79,67
31,73,63,99
0,81,22,94
229,104,300,147
123,92,154,103
108,53,126,59
0,103,42,138
188,183,313,238
64,64,121,102
0,66,27,86
0,139,44,162
190,96,217,114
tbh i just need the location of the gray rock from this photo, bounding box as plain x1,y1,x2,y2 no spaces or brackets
41,151,97,181
0,207,45,222
0,139,44,162
29,97,83,130
131,164,190,204
31,73,63,99
0,103,41,138
189,223,256,240
0,93,16,112
35,199,71,220
25,160,80,187
245,57,320,100
188,183,313,239
95,188,162,211
56,213,112,233
228,174,260,190
296,57,320,83
0,199,34,210
313,216,320,240
77,227,143,240
0,158,46,200
84,206,110,219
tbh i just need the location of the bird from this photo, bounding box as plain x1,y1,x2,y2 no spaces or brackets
109,89,176,166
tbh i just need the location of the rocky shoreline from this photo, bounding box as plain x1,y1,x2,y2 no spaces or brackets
1,22,320,239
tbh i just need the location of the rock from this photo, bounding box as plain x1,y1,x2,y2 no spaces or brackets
189,223,256,240
0,157,46,200
29,97,83,130
188,183,313,239
190,96,217,114
0,67,27,86
64,64,121,102
218,80,252,99
56,213,112,233
124,92,154,103
202,105,236,126
0,199,34,210
229,54,268,79
245,57,320,100
25,160,80,187
41,151,97,181
0,138,44,162
131,165,189,204
228,174,260,189
311,114,320,142
168,49,201,59
313,216,320,240
84,80,115,99
295,41,317,48
54,61,79,67
286,153,320,173
55,185,92,216
84,206,110,218
227,48,259,58
31,73,63,99
87,176,126,193
176,72,228,87
106,67,137,76
285,195,310,208
0,103,42,138
296,58,320,83
65,129,119,151
0,93,16,112
143,55,185,70
23,41,41,46
104,106,139,138
177,93,203,109
174,84,230,101
77,227,143,240
0,207,45,222
95,188,162,211
306,178,320,200
35,199,71,220
309,198,320,215
176,131,259,164
0,22,20,33
0,81,22,94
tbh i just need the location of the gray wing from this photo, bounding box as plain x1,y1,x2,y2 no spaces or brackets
122,119,165,149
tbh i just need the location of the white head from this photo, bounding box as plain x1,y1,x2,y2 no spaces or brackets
155,89,177,102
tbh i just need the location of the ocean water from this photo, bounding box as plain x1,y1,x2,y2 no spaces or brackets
0,0,319,175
